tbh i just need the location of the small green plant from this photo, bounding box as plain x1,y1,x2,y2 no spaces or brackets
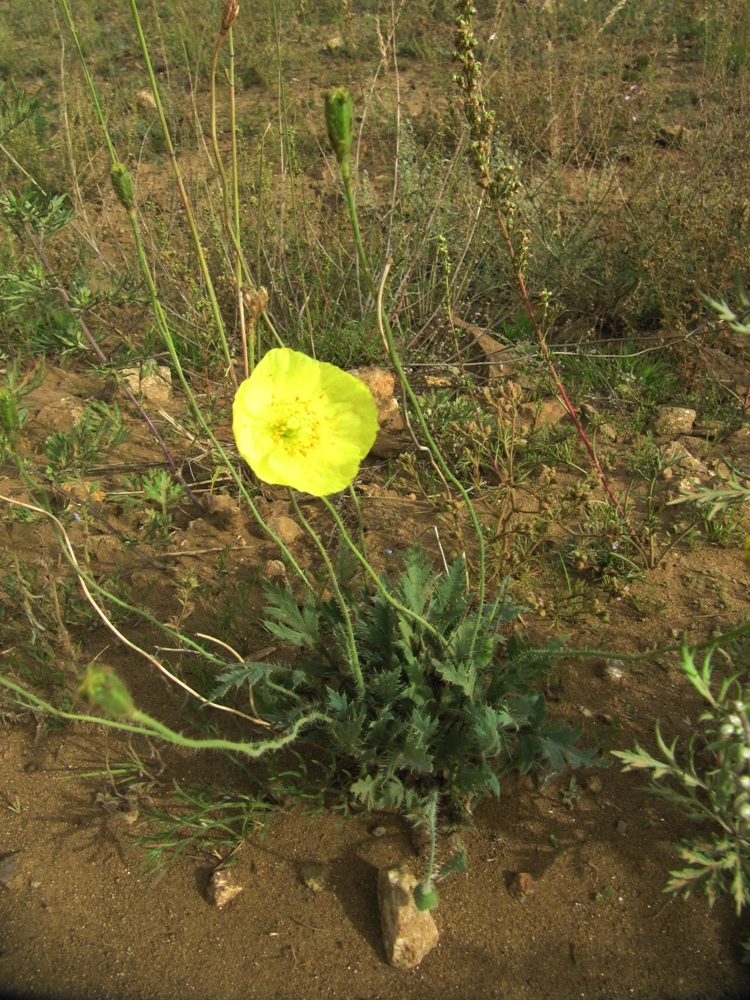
0,356,40,463
614,642,750,955
43,402,130,478
594,884,617,903
2,793,22,815
117,467,186,543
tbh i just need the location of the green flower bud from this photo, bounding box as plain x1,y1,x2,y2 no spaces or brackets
0,389,19,437
324,88,353,168
413,882,439,911
111,163,135,212
78,665,135,719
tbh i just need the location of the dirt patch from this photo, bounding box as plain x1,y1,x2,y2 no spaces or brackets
2,358,750,1000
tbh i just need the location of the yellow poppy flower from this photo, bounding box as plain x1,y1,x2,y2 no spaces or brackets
233,348,379,496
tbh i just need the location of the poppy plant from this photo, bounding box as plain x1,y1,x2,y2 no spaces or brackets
232,348,379,496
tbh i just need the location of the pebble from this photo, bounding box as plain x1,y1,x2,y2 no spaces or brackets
206,869,244,908
0,851,21,889
300,862,332,892
509,871,535,901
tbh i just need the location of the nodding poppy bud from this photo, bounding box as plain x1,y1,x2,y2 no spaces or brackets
111,163,135,212
324,88,353,170
79,665,135,720
412,882,439,911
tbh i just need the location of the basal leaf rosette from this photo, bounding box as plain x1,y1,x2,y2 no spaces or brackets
233,348,378,496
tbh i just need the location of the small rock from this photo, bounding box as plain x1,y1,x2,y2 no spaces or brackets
201,494,241,528
654,406,696,437
0,852,22,889
728,425,750,451
602,659,625,682
206,869,244,908
300,862,332,892
370,825,388,838
377,867,439,969
133,88,157,112
509,871,535,901
518,398,568,431
586,775,603,794
655,124,694,149
326,35,343,53
37,396,85,433
120,366,172,406
350,366,407,458
475,333,518,380
263,559,287,583
266,513,304,547
616,819,627,835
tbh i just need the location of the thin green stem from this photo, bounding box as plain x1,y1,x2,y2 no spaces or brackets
58,0,116,162
0,675,332,759
210,26,232,237
288,490,364,698
347,483,367,556
341,161,378,302
228,27,250,375
124,201,312,590
320,497,445,645
127,0,236,389
422,789,439,888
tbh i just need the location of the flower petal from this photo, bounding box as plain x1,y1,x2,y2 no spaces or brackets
232,348,379,496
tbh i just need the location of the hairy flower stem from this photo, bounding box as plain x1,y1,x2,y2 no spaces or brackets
452,0,650,566
124,205,312,591
414,789,440,910
210,8,256,375
288,490,364,699
0,674,332,758
320,497,446,645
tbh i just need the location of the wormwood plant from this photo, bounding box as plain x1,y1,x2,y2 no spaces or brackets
614,643,750,957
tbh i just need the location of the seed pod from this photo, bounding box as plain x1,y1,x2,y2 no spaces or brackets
324,88,353,168
111,163,135,212
221,0,240,31
78,665,135,719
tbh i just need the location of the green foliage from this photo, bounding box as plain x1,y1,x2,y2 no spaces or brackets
219,548,595,817
128,781,273,875
0,182,74,239
0,82,42,142
614,642,750,943
43,402,130,478
0,258,91,356
116,468,185,543
0,356,40,463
